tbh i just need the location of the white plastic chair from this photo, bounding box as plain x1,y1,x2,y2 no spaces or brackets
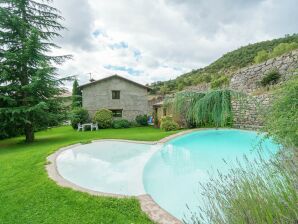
91,122,98,131
77,123,84,131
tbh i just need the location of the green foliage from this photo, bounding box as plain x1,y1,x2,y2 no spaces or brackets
254,50,269,63
270,42,298,58
191,90,232,127
210,75,229,89
112,119,131,129
260,69,281,87
70,108,89,129
72,79,82,108
0,0,71,142
160,84,170,95
263,75,298,148
160,116,179,131
170,91,205,127
93,109,113,129
254,42,298,64
0,123,23,140
135,114,148,126
186,153,298,224
170,90,233,127
150,34,298,93
177,83,185,91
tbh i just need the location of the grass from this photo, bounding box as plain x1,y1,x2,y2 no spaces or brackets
0,126,181,224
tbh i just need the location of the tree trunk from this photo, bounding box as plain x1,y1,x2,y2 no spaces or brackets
25,124,34,143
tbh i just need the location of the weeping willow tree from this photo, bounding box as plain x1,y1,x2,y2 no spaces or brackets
167,90,239,128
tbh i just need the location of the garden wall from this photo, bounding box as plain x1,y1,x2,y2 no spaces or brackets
231,94,271,130
230,50,298,129
230,49,298,94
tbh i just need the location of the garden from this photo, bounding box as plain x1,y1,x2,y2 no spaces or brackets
0,0,297,223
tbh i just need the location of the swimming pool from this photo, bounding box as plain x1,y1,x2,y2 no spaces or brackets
54,129,279,221
143,129,279,220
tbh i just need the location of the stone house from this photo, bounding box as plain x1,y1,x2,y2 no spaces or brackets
79,75,150,121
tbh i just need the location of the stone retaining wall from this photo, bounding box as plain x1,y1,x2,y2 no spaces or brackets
230,50,298,94
231,94,272,130
230,50,297,129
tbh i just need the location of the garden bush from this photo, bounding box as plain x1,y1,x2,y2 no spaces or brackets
160,116,179,131
135,114,148,126
270,42,298,58
254,50,269,64
93,109,113,128
70,108,89,129
112,119,131,129
210,75,229,89
254,42,298,64
260,69,281,87
263,75,298,148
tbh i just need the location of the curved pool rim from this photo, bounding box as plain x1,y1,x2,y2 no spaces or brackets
46,128,270,224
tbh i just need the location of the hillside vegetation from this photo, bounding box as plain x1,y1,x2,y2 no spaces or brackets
150,34,298,94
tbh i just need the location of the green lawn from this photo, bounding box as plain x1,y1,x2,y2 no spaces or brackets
0,126,181,224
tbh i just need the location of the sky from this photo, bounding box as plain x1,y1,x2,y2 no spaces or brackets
52,0,298,88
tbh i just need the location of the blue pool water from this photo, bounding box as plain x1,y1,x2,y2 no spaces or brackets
143,129,279,220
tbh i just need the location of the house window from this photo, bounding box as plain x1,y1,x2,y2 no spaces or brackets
112,90,120,99
111,109,122,117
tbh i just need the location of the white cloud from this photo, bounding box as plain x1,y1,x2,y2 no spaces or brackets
52,0,298,89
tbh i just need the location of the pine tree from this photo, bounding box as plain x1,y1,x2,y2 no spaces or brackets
71,79,82,109
0,0,71,142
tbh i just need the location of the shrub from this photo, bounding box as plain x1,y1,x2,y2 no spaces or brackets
93,109,113,128
254,50,269,64
160,116,173,123
112,119,131,129
135,114,148,126
270,42,298,58
260,69,281,87
160,116,179,131
263,75,298,148
70,108,89,129
254,42,298,64
210,75,229,89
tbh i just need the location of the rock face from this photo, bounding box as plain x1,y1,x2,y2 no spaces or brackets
230,49,298,94
229,50,298,129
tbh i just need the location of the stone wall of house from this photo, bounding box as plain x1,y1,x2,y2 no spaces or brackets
148,95,164,113
231,94,272,130
230,49,298,94
82,76,149,121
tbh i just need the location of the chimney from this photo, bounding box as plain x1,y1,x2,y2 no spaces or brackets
88,72,95,82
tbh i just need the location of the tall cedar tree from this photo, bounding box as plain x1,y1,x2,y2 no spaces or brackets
0,0,71,142
72,79,82,108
